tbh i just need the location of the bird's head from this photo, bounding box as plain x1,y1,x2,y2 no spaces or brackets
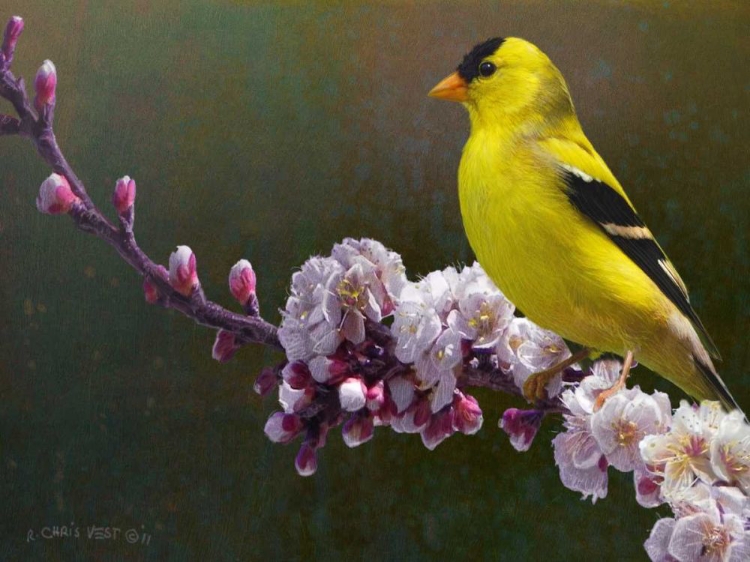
429,37,574,129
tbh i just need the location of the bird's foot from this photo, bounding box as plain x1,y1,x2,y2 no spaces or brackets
593,350,635,411
522,348,590,402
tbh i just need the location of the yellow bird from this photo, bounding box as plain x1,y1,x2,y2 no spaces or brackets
429,37,741,412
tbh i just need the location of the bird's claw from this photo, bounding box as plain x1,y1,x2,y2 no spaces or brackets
522,370,555,402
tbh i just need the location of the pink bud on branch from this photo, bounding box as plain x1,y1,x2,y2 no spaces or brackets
36,173,78,214
168,246,198,296
212,329,239,362
34,59,57,111
264,412,303,444
338,377,367,412
295,443,318,477
254,367,278,397
499,408,544,452
342,414,374,448
112,175,136,214
1,16,23,67
228,259,258,315
143,265,168,304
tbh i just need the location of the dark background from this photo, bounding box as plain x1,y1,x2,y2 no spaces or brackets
1,1,748,560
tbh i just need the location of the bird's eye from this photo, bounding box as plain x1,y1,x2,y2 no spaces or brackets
479,61,496,77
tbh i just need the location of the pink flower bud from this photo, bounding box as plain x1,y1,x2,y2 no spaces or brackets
168,245,198,296
366,381,386,411
264,412,303,444
36,173,78,214
254,367,278,396
412,397,432,429
338,377,367,412
34,59,57,111
452,391,484,435
421,408,456,451
295,443,318,477
212,330,239,363
499,408,543,452
282,361,311,390
1,16,23,63
342,415,374,448
309,355,351,384
112,175,136,214
143,265,168,304
228,259,256,306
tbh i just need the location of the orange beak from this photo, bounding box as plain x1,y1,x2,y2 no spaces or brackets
428,71,468,102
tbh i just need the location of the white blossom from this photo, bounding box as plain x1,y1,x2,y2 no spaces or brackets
331,237,407,303
391,298,441,364
497,317,571,397
591,388,671,472
640,401,724,500
711,411,750,493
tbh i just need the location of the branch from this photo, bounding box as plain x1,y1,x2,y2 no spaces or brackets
0,19,281,352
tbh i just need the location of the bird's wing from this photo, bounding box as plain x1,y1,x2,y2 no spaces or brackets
539,137,721,360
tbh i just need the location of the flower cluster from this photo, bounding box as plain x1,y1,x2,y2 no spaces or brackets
268,239,546,474
534,359,750,561
642,405,750,561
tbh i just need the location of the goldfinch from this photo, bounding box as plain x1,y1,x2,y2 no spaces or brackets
429,37,741,412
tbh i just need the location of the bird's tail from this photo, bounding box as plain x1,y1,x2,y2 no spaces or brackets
693,353,743,415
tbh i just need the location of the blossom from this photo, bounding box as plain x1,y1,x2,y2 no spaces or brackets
168,245,198,296
254,367,278,397
342,414,374,447
391,298,442,364
278,381,314,414
365,381,386,412
112,175,136,214
228,259,256,306
497,317,571,397
295,443,318,477
278,257,344,360
640,401,724,499
667,500,749,562
710,411,750,493
421,408,456,450
644,518,677,562
634,467,663,508
391,397,432,434
36,173,78,214
264,412,303,444
281,361,312,390
1,16,24,64
446,263,514,349
323,262,383,345
338,377,367,412
211,329,239,362
552,390,609,503
453,391,483,435
34,59,57,110
415,323,461,412
331,237,407,306
591,388,671,472
307,355,350,384
386,375,416,414
500,408,543,452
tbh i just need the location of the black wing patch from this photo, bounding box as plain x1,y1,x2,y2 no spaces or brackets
561,166,721,359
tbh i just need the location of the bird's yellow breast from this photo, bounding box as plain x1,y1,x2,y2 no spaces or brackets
458,128,668,355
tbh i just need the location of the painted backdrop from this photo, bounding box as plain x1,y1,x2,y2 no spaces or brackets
1,1,748,560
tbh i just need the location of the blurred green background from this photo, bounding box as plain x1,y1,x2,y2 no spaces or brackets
1,1,748,560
